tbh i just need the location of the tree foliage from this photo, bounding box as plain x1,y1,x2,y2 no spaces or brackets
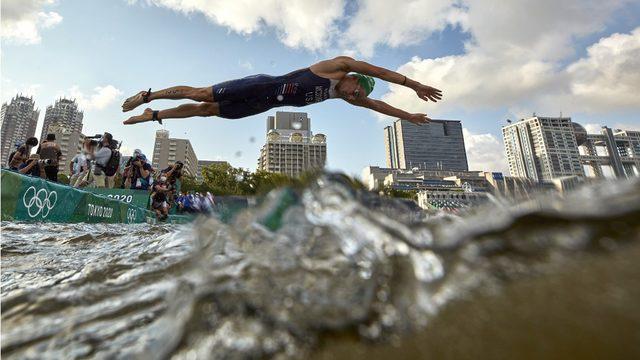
178,163,416,202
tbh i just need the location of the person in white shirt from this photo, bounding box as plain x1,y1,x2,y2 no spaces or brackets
70,139,97,188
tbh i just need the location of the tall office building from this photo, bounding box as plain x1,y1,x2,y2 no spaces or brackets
257,111,327,177
502,116,584,181
152,129,198,176
40,98,83,142
197,160,230,183
1,95,39,166
384,119,468,171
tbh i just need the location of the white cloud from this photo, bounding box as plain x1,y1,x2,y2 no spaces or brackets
140,0,345,50
2,83,42,102
463,128,508,172
342,0,467,56
63,85,123,111
379,1,639,118
1,0,62,45
564,28,640,112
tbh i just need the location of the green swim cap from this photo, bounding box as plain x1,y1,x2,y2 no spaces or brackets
352,73,375,96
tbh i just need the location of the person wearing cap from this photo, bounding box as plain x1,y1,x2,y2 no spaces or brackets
128,151,153,190
121,149,144,189
150,176,170,221
7,137,38,170
122,56,442,125
37,133,62,182
18,154,46,178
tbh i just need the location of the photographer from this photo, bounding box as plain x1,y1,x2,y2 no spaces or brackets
121,149,140,188
7,137,38,170
128,152,153,190
160,161,183,202
92,132,119,188
18,154,46,178
70,139,97,188
37,134,62,182
150,176,170,221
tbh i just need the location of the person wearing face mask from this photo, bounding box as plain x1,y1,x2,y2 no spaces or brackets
122,56,442,126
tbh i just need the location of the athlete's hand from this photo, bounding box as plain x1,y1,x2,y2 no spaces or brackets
406,113,431,125
415,84,442,102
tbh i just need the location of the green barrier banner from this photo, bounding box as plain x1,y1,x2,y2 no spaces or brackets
1,170,192,224
84,188,150,209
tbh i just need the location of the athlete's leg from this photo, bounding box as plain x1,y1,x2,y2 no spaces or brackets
123,103,220,125
122,86,213,112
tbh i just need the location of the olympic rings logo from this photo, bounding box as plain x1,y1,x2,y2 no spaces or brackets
22,186,58,218
126,208,137,223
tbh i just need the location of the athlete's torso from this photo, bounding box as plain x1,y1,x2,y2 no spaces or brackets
271,68,338,107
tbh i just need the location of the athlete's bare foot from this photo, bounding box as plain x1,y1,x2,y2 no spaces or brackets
122,90,149,112
123,108,154,125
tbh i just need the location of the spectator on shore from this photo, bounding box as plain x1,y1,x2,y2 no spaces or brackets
70,139,97,188
37,134,62,182
151,176,170,220
7,137,38,170
129,153,153,190
92,132,122,188
18,154,46,178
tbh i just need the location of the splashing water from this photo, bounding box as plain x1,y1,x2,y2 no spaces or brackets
2,175,639,359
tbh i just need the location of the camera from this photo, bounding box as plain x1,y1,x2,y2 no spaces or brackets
39,159,53,165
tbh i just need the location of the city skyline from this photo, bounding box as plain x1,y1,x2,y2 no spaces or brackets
3,91,639,180
3,0,639,177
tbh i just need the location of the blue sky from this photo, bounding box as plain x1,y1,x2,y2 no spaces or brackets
2,0,639,176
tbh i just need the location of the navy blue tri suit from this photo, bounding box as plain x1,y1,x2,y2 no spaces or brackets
212,68,338,119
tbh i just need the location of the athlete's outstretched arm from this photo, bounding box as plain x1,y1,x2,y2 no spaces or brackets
335,56,442,103
349,98,431,125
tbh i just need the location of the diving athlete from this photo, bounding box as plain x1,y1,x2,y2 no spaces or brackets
122,56,442,125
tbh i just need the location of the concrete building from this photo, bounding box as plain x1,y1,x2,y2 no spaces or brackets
502,116,584,181
197,160,230,182
151,129,198,177
257,111,327,177
46,122,84,175
37,98,85,176
573,124,640,178
40,98,83,143
503,116,639,180
384,119,468,171
362,165,557,200
1,95,39,166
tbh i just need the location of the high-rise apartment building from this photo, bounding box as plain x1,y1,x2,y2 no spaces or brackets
502,116,585,181
257,111,326,177
40,98,83,142
1,95,39,166
152,129,198,176
38,98,84,175
384,119,468,171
